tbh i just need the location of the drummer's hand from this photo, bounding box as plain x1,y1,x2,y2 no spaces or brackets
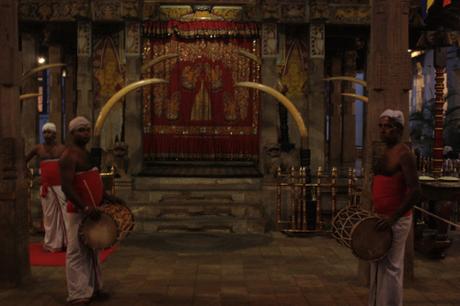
375,218,391,231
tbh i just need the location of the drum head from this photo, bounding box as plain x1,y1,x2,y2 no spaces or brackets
79,213,118,249
350,217,393,261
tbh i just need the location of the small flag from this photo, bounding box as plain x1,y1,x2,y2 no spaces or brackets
421,0,436,19
427,0,435,11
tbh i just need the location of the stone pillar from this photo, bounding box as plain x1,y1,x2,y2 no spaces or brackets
48,45,63,142
360,0,412,283
0,0,30,286
308,21,326,171
124,21,143,174
76,21,93,123
20,34,38,154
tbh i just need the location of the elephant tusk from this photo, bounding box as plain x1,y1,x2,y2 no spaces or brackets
141,54,179,73
238,49,262,65
324,76,367,87
19,93,41,101
341,93,369,103
20,63,66,83
235,81,308,148
94,78,168,141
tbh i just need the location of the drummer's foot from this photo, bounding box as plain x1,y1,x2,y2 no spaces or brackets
92,290,110,302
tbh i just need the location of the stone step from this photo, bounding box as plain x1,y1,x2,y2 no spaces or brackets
159,193,234,204
133,216,266,234
130,201,264,219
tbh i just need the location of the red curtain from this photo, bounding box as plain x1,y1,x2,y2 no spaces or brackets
143,21,261,161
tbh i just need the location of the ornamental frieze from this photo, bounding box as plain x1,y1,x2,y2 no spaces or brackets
262,0,307,22
19,0,89,21
19,0,370,24
158,5,243,21
329,5,370,24
91,0,122,21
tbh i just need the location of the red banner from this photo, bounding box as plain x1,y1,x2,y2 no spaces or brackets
143,21,261,161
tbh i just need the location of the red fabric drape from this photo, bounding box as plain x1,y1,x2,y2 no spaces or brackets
142,21,261,161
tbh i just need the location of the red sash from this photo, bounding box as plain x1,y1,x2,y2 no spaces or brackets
40,160,61,198
67,168,104,213
372,173,411,217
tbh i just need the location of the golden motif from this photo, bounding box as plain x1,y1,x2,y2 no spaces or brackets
282,43,307,98
181,65,196,90
94,42,124,99
153,86,164,117
212,6,242,21
224,92,237,121
166,91,180,120
159,6,193,20
208,64,223,91
236,87,249,120
159,5,242,21
190,82,212,121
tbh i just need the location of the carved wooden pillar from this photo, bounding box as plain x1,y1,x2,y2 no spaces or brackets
76,21,93,123
330,56,343,164
308,19,326,172
20,34,38,153
124,21,142,174
48,45,63,142
360,0,413,283
432,48,447,177
0,0,30,286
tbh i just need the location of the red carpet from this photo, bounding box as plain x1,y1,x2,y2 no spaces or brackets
29,242,116,266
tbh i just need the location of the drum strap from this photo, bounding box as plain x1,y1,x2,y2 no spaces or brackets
83,180,97,207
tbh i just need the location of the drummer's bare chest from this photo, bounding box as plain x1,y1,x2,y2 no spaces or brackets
75,152,93,172
374,149,401,175
38,144,64,160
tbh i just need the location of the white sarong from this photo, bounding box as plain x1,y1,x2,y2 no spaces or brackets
40,185,67,252
66,212,102,302
368,216,412,306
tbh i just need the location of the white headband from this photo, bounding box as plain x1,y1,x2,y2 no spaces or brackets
42,122,56,132
68,116,91,132
379,109,404,127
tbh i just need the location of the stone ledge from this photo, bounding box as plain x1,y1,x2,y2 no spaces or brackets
134,177,262,191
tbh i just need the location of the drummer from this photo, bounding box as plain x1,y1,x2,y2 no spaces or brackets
60,116,124,305
26,122,67,252
369,109,421,306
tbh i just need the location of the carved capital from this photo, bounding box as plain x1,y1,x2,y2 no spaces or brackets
310,0,329,21
92,0,121,21
125,22,140,56
310,23,325,59
262,0,281,20
77,22,91,57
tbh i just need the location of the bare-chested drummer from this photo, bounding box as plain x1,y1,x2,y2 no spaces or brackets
369,109,421,306
60,116,123,305
26,122,67,252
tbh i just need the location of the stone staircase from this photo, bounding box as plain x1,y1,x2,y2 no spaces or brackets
125,177,267,234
